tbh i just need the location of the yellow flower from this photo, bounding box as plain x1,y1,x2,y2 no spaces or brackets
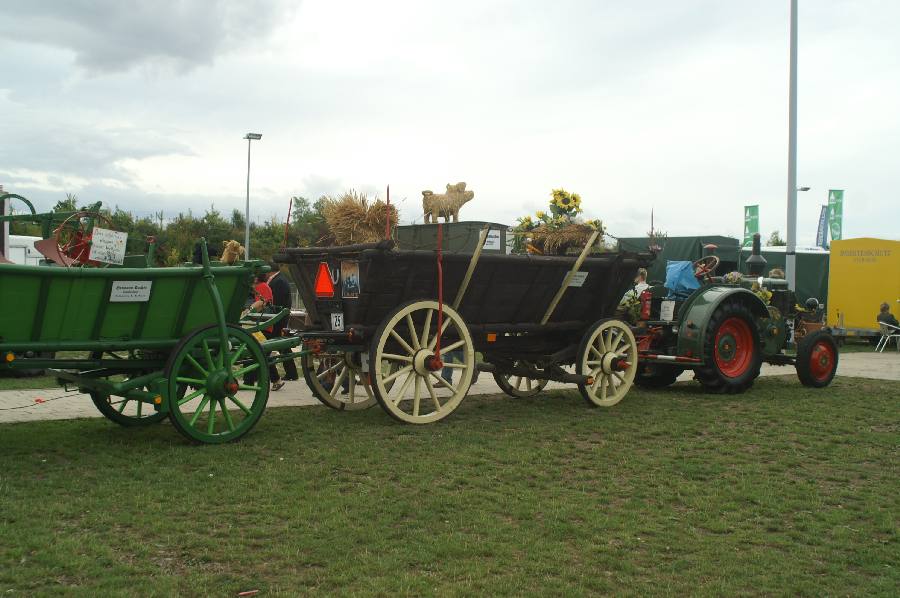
554,194,573,210
535,210,546,220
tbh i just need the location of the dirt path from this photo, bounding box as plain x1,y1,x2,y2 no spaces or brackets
0,352,896,424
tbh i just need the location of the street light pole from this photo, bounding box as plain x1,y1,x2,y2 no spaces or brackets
785,0,799,290
243,132,262,260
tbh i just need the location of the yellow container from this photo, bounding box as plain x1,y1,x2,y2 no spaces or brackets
827,238,900,335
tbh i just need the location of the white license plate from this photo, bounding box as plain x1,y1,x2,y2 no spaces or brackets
330,312,344,331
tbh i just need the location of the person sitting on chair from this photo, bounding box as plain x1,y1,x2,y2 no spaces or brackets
877,302,899,328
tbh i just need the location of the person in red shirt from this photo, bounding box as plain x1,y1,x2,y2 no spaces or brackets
246,274,284,390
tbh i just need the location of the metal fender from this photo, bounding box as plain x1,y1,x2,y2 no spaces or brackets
675,286,769,359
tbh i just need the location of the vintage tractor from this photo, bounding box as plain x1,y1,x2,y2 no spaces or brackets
631,235,839,393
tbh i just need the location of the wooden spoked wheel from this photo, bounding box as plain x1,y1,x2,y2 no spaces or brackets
494,362,549,398
301,351,376,411
165,324,270,443
88,350,167,427
577,319,638,407
370,300,474,424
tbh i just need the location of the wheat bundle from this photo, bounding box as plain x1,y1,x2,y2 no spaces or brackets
528,223,602,255
322,191,398,245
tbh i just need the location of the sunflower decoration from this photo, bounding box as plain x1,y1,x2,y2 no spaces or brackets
511,188,603,255
550,188,583,217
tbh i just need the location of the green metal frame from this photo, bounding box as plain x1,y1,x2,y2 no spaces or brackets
0,193,102,240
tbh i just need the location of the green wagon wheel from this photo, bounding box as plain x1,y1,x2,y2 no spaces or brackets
493,361,549,398
301,351,376,411
88,351,167,427
166,324,269,444
370,300,474,424
577,319,638,407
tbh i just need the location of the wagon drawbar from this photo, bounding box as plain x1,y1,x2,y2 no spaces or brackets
275,224,654,423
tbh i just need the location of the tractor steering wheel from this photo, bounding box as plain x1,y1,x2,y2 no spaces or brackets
692,255,720,282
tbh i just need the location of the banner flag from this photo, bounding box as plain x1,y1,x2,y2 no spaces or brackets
827,189,843,241
742,205,759,247
815,204,828,248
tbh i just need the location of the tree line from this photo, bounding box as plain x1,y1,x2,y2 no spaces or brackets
10,195,330,265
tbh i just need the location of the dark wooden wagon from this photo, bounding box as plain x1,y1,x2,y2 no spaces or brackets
275,228,653,424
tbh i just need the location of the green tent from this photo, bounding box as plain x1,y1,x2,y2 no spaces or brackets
617,236,828,303
616,236,742,283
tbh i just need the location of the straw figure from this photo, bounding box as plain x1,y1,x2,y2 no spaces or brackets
422,182,474,224
221,240,244,264
322,190,398,245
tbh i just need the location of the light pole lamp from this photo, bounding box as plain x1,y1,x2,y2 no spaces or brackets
243,132,262,260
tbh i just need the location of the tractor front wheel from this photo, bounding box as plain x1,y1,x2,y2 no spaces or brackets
695,300,762,394
795,330,839,387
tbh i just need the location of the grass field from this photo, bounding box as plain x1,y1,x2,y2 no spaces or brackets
1,376,897,596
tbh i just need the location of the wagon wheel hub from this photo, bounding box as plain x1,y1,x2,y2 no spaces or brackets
204,369,232,400
414,349,443,375
600,352,629,375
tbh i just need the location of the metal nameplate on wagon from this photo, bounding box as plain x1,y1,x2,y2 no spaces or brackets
109,281,152,302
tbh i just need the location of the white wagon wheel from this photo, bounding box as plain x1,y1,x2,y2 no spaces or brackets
577,319,638,407
493,361,549,398
301,351,376,411
370,300,474,424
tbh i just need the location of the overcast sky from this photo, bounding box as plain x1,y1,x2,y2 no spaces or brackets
1,0,898,244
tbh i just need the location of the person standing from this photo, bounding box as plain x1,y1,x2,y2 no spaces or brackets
268,264,299,381
246,273,284,391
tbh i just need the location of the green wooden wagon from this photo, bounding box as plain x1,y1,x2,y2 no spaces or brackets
0,238,303,443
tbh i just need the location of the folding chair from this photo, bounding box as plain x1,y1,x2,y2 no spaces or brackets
875,321,900,352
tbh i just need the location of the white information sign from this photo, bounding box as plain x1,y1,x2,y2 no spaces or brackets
331,312,345,332
660,300,676,322
89,227,128,265
567,271,588,287
110,281,153,302
482,229,502,251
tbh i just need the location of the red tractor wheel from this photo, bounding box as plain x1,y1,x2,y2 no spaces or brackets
796,330,839,387
696,300,762,394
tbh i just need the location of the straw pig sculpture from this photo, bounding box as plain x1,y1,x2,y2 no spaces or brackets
422,182,474,224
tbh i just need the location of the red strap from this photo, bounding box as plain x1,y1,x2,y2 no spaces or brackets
435,222,443,359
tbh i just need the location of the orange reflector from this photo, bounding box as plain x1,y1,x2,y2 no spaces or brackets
153,395,162,405
314,262,335,298
486,333,497,342
4,352,14,363
586,377,594,385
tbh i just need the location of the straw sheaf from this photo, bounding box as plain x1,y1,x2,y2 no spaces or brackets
529,223,603,255
322,191,398,245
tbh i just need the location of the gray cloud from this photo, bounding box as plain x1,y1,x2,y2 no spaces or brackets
0,98,191,180
0,0,297,73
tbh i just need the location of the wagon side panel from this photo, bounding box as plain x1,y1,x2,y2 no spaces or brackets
0,271,43,342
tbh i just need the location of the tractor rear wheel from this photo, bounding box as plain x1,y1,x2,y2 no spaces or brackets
695,300,761,394
795,329,839,387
